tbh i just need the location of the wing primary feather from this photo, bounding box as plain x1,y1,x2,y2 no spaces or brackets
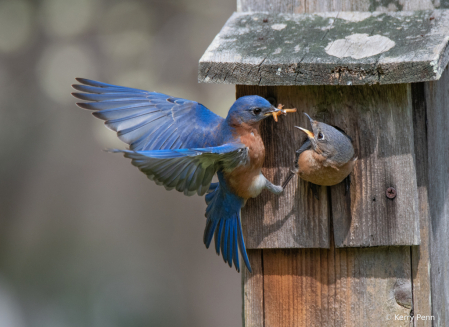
222,220,228,264
232,219,240,272
237,215,252,273
215,219,225,255
72,84,141,94
75,78,146,92
72,93,147,102
228,221,233,268
76,100,145,111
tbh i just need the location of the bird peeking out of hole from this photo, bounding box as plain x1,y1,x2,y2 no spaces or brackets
282,113,357,196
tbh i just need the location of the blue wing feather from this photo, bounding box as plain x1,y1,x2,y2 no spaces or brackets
72,78,224,150
111,144,248,196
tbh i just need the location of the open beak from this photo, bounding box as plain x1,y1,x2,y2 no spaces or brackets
295,126,314,138
294,113,315,137
269,104,297,122
303,112,316,124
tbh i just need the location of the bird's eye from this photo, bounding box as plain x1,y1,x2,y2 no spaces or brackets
253,108,262,115
317,132,324,140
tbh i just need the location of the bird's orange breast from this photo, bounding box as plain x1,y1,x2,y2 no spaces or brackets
224,124,265,199
297,150,356,186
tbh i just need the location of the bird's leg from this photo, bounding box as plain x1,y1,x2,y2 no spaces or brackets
344,174,351,195
309,182,320,200
282,170,296,189
264,179,283,195
282,148,301,188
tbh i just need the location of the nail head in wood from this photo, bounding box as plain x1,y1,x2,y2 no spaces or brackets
386,187,397,199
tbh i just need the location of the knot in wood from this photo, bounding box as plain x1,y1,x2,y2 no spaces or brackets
393,280,412,309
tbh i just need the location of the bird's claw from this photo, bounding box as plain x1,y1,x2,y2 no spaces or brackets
272,184,284,195
272,104,297,122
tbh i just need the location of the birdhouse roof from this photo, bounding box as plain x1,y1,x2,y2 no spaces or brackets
199,10,449,85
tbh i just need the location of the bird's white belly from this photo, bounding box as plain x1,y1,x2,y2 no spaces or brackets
247,173,266,198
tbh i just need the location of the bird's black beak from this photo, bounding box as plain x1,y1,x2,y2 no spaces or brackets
264,106,281,115
303,112,314,124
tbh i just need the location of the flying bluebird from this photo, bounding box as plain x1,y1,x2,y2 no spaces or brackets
72,78,296,273
283,113,357,191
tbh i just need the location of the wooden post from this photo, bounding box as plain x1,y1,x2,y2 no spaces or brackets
199,1,449,326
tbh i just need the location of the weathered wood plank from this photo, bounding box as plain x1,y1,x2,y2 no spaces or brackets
257,246,412,327
199,10,449,86
237,0,436,13
410,82,432,327
328,83,420,247
238,86,330,249
242,250,264,327
238,84,420,248
425,64,449,327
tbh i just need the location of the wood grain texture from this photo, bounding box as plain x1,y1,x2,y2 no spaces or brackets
238,86,330,249
238,84,420,248
425,65,449,327
242,246,413,327
237,0,436,12
199,10,449,86
328,83,420,247
242,250,264,327
410,82,433,327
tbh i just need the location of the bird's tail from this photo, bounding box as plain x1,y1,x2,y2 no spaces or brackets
202,172,251,273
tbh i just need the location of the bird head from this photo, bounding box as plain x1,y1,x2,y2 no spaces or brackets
296,113,354,164
226,96,281,125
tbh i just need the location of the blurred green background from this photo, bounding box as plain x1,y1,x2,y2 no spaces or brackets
0,0,240,326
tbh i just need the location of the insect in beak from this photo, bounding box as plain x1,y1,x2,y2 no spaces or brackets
271,104,297,122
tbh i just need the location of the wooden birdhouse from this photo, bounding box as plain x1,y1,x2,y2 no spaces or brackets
199,1,449,326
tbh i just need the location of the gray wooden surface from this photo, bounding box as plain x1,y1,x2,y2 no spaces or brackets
238,84,420,248
410,82,433,327
237,0,436,13
199,10,449,86
425,64,449,326
328,83,420,247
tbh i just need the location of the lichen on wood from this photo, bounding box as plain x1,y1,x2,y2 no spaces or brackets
199,10,449,85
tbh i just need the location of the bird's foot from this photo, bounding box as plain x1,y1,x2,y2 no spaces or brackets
265,180,284,195
272,184,284,195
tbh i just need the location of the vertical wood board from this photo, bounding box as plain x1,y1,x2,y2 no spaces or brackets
410,82,432,327
425,65,449,327
328,83,420,247
242,250,264,327
243,247,413,327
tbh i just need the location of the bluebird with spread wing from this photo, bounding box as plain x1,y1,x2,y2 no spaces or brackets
72,78,295,272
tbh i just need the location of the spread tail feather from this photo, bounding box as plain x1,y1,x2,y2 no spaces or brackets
203,174,251,273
